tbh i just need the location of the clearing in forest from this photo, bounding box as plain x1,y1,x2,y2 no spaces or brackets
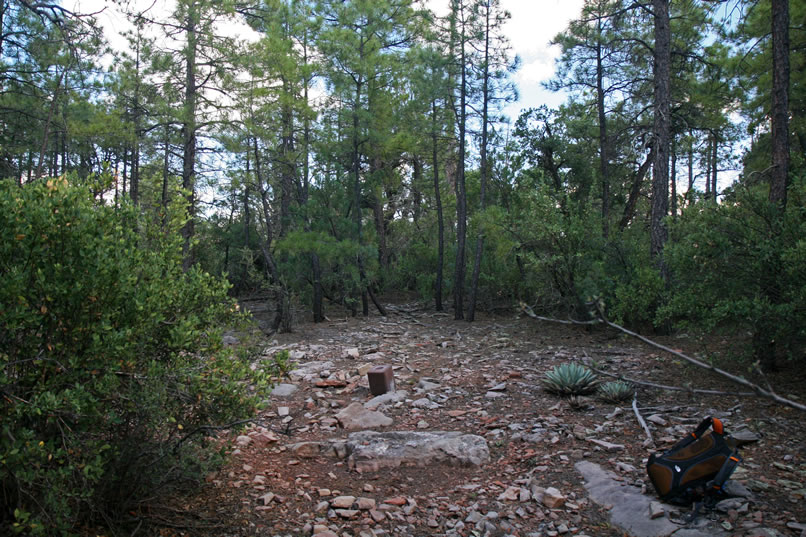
163,304,806,537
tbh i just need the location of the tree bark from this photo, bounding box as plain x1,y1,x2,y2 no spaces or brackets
619,146,654,231
671,133,677,220
453,3,468,320
711,131,718,200
181,2,198,271
432,100,444,312
596,23,610,238
468,0,491,323
770,0,790,210
650,0,670,280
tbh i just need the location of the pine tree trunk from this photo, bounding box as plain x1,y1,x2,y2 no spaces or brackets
596,29,610,238
432,100,444,312
650,0,670,280
181,3,198,271
770,0,790,210
467,1,491,323
453,8,468,321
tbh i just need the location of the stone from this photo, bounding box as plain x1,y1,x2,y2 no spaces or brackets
412,397,440,409
384,497,408,506
417,379,441,391
588,438,626,451
315,379,348,388
730,429,761,446
498,486,521,501
277,406,290,417
345,348,360,359
250,430,279,446
317,488,331,497
541,487,566,508
331,495,356,509
336,403,393,430
715,498,745,513
335,508,360,519
289,360,335,381
616,462,638,473
369,509,386,522
722,479,753,498
235,435,252,447
576,461,729,537
488,382,507,392
365,390,409,410
485,391,506,399
287,441,328,458
649,501,664,519
258,492,275,505
417,420,429,429
647,414,668,426
271,383,298,397
222,334,239,346
357,497,376,510
346,430,490,472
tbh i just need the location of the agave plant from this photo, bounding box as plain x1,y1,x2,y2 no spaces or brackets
598,380,634,403
542,363,599,396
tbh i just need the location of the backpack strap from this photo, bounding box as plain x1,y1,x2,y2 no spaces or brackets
667,416,721,453
706,450,742,501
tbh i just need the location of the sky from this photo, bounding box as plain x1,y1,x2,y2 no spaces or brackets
65,0,585,120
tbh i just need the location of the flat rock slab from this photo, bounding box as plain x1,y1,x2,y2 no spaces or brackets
575,461,728,537
347,430,489,473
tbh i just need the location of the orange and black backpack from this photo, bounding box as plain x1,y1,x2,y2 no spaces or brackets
646,416,742,506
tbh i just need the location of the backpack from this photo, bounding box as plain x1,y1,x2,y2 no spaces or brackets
646,416,742,506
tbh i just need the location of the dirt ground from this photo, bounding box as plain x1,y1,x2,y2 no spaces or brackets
151,301,806,537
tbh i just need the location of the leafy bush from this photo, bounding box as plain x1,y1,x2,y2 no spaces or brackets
661,178,806,369
0,176,271,535
542,363,599,396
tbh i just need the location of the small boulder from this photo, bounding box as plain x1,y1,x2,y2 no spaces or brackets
336,403,393,430
541,487,566,508
271,383,298,397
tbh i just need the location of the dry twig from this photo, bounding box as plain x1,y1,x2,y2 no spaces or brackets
632,396,654,447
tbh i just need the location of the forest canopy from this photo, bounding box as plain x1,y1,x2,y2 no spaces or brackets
1,0,803,362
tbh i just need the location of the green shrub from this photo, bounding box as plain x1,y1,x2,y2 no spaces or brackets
0,176,271,535
542,363,599,396
661,177,806,369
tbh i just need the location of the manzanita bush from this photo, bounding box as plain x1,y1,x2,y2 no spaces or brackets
0,176,273,535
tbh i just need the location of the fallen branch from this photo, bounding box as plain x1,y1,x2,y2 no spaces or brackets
589,303,806,413
591,367,756,397
520,303,598,325
171,417,258,454
632,396,654,447
521,303,806,412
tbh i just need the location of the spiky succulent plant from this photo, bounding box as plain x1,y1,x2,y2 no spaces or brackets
598,381,634,403
542,363,599,396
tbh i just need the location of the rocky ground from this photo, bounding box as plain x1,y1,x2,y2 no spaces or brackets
158,302,806,537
